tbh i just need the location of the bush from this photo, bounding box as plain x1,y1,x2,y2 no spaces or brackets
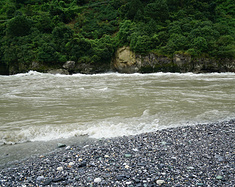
131,35,153,54
191,37,208,52
144,0,169,22
37,43,58,63
7,15,32,37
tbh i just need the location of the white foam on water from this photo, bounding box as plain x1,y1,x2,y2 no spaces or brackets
0,110,160,144
0,124,86,144
4,108,232,145
82,110,160,139
0,108,234,145
2,70,234,78
12,70,44,77
1,71,235,145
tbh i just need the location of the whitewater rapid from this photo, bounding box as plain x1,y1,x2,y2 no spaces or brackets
0,71,234,145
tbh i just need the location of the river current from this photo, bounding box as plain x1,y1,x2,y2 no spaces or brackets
0,71,234,165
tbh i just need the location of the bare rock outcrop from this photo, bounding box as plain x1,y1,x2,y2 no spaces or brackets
111,46,141,73
112,47,235,73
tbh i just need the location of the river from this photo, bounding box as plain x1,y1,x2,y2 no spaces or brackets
0,71,234,166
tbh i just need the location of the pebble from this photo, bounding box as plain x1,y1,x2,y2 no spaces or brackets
196,183,204,186
36,176,44,181
0,120,234,186
94,177,101,183
56,166,63,171
187,166,195,170
156,179,165,185
57,143,66,148
126,181,132,185
68,162,74,166
216,175,223,180
124,154,132,158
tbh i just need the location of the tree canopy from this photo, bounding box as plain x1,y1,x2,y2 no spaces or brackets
0,0,235,72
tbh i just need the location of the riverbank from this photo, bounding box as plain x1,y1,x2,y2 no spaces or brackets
0,120,234,186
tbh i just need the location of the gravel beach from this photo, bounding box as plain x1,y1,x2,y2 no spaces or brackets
0,120,234,187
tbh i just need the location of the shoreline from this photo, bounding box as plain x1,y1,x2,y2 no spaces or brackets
0,120,234,186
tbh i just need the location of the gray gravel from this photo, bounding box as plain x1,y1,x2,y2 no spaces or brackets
0,120,234,186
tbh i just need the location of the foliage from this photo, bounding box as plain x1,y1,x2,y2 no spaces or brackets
0,0,235,72
144,0,169,22
6,15,32,37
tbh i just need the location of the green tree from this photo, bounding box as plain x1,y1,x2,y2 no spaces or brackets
37,43,58,63
170,33,188,50
117,20,134,46
7,15,32,37
6,4,16,19
34,14,54,33
126,0,143,20
131,35,153,54
91,35,115,63
191,37,208,52
1,38,19,65
168,21,182,35
66,36,92,61
52,25,73,52
144,19,158,35
216,35,235,58
144,0,169,22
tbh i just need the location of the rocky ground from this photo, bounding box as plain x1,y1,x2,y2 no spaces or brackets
0,120,234,187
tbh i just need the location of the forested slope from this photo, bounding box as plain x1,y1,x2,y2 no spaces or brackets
0,0,235,74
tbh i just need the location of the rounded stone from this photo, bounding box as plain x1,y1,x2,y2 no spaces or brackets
57,143,66,148
36,176,44,181
196,183,205,186
216,175,223,180
187,166,195,170
156,179,165,185
69,162,74,166
57,166,63,171
94,177,102,183
124,154,132,158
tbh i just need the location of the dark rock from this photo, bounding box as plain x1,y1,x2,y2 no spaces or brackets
57,143,66,148
48,69,69,75
52,177,65,182
43,179,52,185
63,61,76,71
78,161,87,168
116,174,126,181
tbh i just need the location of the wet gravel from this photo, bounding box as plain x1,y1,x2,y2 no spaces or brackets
0,120,234,187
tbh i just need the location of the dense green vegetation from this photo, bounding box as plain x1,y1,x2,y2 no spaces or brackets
0,0,235,73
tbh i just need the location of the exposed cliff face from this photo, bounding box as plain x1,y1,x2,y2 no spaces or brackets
111,47,235,73
4,47,235,75
7,60,110,75
111,46,141,73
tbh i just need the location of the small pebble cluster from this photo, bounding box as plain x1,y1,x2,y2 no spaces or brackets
0,120,234,186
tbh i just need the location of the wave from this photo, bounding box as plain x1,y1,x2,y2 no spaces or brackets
12,70,43,77
0,110,159,145
1,70,234,146
1,108,234,146
2,70,234,78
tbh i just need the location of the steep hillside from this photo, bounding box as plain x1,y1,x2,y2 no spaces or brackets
0,0,235,74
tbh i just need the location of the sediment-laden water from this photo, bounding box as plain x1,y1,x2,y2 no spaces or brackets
0,71,234,165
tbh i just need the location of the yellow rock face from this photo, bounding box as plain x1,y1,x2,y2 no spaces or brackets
112,46,140,73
